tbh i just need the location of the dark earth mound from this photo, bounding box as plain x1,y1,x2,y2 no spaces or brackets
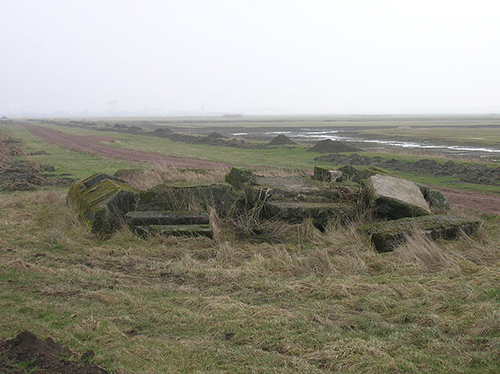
167,132,265,149
0,331,107,374
206,132,226,139
268,134,297,145
151,128,173,137
315,153,500,186
307,139,360,153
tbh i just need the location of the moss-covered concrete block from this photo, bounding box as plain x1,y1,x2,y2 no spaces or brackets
225,167,257,190
114,169,146,180
67,173,138,238
263,201,359,229
416,184,451,212
125,211,209,227
137,182,236,216
362,215,481,252
313,166,343,182
336,165,386,183
136,224,213,239
364,175,431,219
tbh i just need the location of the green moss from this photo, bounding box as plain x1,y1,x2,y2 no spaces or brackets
225,167,257,190
67,173,138,238
313,166,333,182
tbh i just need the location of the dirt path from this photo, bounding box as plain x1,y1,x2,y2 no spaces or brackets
434,187,500,215
21,123,229,169
17,123,500,215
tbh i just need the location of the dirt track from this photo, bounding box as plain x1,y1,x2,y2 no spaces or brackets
434,187,500,215
22,123,229,169
20,123,500,215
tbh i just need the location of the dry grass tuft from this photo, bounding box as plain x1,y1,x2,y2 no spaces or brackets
395,231,460,273
124,165,228,190
304,338,397,372
470,311,500,336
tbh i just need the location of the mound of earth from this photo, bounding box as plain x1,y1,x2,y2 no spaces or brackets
0,331,107,374
307,139,360,153
168,132,265,149
151,128,173,137
268,134,296,145
206,132,226,139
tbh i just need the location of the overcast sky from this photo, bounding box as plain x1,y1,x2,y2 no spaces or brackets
1,0,499,115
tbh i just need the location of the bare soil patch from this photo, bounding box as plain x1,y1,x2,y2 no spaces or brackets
21,123,229,169
0,331,107,374
434,187,500,215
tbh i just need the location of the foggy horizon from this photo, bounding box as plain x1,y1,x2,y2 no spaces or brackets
2,1,499,117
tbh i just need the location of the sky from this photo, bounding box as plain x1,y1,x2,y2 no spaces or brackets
1,0,499,116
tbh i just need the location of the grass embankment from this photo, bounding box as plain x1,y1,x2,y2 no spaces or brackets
1,172,499,373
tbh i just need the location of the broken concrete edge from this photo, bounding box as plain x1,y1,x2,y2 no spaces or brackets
313,166,343,183
135,224,214,239
137,182,238,216
415,183,451,212
125,210,210,227
361,215,482,252
312,164,389,184
263,201,360,230
67,173,138,238
225,167,257,190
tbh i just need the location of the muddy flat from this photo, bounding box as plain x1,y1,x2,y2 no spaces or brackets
22,123,229,169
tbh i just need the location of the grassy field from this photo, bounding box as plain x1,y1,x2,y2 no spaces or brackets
1,120,500,373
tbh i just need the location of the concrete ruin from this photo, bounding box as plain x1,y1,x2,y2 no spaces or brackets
67,166,481,252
